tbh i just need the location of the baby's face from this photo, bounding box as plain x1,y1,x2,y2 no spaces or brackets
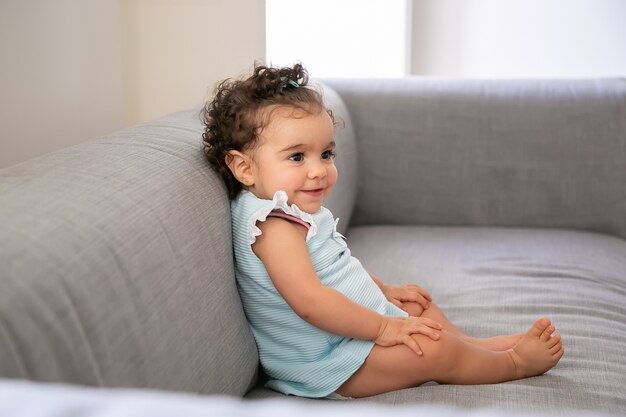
247,106,337,214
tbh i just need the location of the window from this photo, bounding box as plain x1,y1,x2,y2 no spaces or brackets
266,0,409,78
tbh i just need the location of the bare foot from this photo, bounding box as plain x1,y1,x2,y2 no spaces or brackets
464,333,524,351
507,318,564,379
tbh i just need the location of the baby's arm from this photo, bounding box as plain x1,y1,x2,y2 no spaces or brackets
252,218,442,355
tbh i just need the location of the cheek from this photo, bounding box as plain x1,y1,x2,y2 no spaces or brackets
272,167,301,188
326,165,338,189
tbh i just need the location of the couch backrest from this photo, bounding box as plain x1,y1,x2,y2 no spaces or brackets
0,109,259,395
325,78,626,240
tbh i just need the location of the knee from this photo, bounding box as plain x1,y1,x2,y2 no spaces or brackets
403,302,424,317
411,330,462,373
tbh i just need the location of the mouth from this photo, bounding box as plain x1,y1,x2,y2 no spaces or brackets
300,188,324,197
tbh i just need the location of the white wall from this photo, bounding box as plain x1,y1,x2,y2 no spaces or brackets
120,0,266,125
0,0,124,169
0,0,265,169
410,0,626,77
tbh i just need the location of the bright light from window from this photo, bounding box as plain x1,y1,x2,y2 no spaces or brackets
266,0,409,78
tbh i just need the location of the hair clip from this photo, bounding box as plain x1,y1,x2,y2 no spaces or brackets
280,76,299,89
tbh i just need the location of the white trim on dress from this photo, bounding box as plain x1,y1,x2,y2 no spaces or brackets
248,191,318,245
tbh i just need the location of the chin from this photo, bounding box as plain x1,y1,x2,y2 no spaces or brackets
296,202,322,214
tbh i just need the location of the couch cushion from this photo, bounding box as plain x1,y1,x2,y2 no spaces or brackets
248,226,626,414
0,108,258,395
351,226,626,412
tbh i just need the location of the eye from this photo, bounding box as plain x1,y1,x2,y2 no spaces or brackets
321,149,337,160
288,152,304,162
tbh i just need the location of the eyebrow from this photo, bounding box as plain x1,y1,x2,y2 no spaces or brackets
279,141,336,153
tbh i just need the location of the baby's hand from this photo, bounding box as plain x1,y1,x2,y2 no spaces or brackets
382,284,432,311
375,316,442,356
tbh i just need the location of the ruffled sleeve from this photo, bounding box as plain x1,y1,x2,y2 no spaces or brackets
333,218,346,241
248,191,318,245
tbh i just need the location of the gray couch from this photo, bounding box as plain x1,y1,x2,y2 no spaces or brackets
1,79,625,416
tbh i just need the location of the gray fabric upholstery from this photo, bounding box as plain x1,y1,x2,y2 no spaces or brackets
0,109,258,395
323,78,626,239
348,226,626,412
1,79,625,416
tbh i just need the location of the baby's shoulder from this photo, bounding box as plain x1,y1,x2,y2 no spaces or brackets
232,190,320,245
254,215,308,246
251,216,309,261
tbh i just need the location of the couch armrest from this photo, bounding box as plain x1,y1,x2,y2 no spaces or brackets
325,78,626,239
0,108,258,395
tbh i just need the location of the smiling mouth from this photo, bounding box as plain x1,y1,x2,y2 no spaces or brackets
300,188,324,196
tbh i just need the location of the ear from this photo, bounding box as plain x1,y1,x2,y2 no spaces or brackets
225,150,254,187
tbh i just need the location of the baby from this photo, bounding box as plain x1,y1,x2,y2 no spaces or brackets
201,63,564,399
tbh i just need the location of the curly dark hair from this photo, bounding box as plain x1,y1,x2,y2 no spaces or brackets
201,63,332,200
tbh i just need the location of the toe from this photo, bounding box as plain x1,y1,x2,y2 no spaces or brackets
547,333,561,348
540,325,555,341
549,339,563,354
530,318,551,337
553,346,565,360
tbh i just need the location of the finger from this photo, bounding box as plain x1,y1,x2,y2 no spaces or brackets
390,289,416,302
415,294,430,309
416,289,432,302
394,290,420,303
401,293,419,303
419,327,441,341
403,335,423,356
409,321,441,340
407,284,431,297
390,299,404,310
412,317,442,330
404,287,432,304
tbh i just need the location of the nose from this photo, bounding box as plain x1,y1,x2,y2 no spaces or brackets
307,159,327,180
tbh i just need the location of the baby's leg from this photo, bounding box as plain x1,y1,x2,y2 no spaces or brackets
405,302,465,337
337,318,563,398
405,301,522,351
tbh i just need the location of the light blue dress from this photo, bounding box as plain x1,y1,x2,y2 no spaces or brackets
231,190,407,398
